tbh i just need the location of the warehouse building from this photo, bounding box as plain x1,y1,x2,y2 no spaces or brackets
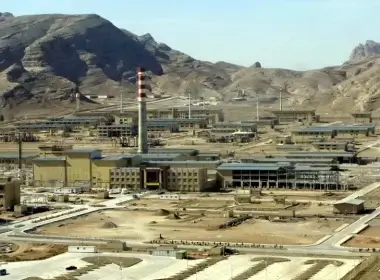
0,178,21,211
213,122,257,133
113,107,224,125
240,157,337,166
97,120,180,137
291,127,337,144
282,152,357,164
271,109,318,124
115,116,207,130
98,124,137,137
351,112,372,123
312,141,353,151
0,153,38,169
32,147,217,191
216,162,340,190
333,198,365,214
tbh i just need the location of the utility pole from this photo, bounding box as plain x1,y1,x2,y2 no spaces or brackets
120,91,123,113
18,133,22,170
188,87,191,119
280,87,283,111
256,92,260,120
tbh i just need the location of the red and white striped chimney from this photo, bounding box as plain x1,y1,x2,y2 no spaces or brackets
137,67,147,101
137,67,148,154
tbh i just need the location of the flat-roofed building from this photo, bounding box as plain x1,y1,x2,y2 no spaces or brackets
0,178,20,211
98,124,137,138
333,198,365,214
213,122,257,133
312,141,355,151
114,107,224,125
291,127,337,144
240,157,337,166
351,112,372,123
0,153,38,169
283,151,356,164
216,162,340,190
271,109,317,124
146,120,180,133
147,118,207,130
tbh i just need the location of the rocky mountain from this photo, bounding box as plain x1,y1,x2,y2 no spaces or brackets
349,40,380,61
0,12,379,119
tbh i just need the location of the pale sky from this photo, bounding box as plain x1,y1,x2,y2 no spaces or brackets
2,0,380,70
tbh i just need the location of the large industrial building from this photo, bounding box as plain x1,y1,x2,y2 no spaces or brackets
271,109,318,124
113,107,224,125
291,124,376,144
32,146,216,191
0,178,21,211
216,163,340,190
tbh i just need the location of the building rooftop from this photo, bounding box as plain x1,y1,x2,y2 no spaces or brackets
241,157,335,163
294,165,333,171
271,109,315,113
146,160,221,165
217,163,284,171
335,198,365,205
214,122,256,127
148,148,199,155
99,154,138,161
148,118,207,123
286,152,355,158
312,142,348,145
33,157,65,161
140,153,182,160
0,153,38,159
64,148,100,154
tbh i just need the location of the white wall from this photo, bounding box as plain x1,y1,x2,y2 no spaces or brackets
68,246,97,253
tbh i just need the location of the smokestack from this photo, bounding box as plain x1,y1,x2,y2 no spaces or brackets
137,67,148,154
75,93,80,111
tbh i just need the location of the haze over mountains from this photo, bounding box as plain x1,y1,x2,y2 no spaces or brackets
0,12,379,119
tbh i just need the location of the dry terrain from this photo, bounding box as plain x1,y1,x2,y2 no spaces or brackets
1,242,66,262
36,209,349,245
345,217,380,248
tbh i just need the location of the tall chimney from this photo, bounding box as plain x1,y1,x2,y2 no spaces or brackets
137,67,148,154
75,93,80,111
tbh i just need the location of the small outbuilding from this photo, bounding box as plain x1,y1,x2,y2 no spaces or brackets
333,198,365,214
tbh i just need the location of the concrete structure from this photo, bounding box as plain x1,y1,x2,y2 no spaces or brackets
291,127,337,144
33,148,142,188
275,135,292,144
216,163,340,190
0,153,37,168
283,151,357,164
351,112,372,123
97,124,137,138
312,141,353,151
109,166,208,191
271,109,317,124
0,178,20,210
333,198,365,214
67,246,97,253
137,67,148,154
15,116,106,132
54,186,90,194
240,157,337,166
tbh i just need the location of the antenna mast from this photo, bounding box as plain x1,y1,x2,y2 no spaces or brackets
256,93,260,120
188,87,191,119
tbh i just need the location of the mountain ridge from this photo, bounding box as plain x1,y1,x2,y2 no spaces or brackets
0,12,378,119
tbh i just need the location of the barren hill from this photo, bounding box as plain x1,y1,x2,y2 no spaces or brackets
0,12,379,119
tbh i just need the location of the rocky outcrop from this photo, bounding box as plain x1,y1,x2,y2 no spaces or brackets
349,40,380,61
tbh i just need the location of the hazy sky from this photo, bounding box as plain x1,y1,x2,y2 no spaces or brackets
3,0,380,70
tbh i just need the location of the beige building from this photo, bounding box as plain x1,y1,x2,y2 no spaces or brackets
114,107,224,125
291,128,336,144
0,178,21,211
351,112,372,123
109,166,207,192
271,109,317,124
33,147,142,188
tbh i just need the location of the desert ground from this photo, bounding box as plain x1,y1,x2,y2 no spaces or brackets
36,209,350,245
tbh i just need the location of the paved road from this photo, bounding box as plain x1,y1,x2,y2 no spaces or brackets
3,183,380,256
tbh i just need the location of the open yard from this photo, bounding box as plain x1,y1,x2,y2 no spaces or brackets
36,209,349,245
344,218,380,248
